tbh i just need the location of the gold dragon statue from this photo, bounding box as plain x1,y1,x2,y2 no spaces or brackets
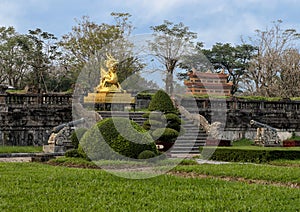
95,53,122,93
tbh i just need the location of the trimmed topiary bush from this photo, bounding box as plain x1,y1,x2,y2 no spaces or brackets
148,90,176,113
70,128,88,149
138,150,157,159
140,90,183,150
151,128,179,143
80,118,158,160
143,90,182,150
165,113,181,132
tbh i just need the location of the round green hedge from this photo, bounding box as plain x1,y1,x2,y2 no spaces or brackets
148,90,176,113
80,118,158,160
138,150,157,159
151,127,179,143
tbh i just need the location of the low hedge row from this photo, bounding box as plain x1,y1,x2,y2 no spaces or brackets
202,148,300,163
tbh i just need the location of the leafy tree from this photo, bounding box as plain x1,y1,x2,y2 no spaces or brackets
148,20,197,95
202,43,256,94
0,27,31,88
0,27,64,91
24,28,61,92
59,13,143,91
121,73,159,92
177,42,213,80
178,42,256,94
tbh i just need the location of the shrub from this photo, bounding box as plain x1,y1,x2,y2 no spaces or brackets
65,149,86,158
143,90,181,146
165,113,181,132
203,148,300,163
151,128,179,143
80,118,158,160
165,113,181,123
142,112,150,118
138,150,157,159
70,128,88,149
148,90,176,113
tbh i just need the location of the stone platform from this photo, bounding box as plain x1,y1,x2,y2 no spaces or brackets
84,92,135,104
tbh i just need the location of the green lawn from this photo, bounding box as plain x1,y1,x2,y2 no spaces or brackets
0,146,43,154
0,162,299,211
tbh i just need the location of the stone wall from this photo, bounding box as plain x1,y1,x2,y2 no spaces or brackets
1,93,300,145
180,97,300,140
0,93,72,146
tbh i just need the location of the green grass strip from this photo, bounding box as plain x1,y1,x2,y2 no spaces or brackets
0,146,43,154
0,163,299,211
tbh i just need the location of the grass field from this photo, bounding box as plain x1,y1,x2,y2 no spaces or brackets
0,162,299,211
0,146,43,154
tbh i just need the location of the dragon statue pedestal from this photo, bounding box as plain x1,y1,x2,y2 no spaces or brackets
84,91,135,110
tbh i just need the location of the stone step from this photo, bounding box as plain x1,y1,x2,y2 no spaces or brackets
170,149,200,156
174,141,206,145
170,112,209,156
178,134,207,138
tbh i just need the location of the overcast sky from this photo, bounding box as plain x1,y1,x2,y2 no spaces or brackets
1,0,299,48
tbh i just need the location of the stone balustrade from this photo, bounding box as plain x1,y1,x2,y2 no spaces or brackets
2,93,72,106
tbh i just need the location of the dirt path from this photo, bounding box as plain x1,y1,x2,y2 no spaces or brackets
0,157,32,162
169,171,300,189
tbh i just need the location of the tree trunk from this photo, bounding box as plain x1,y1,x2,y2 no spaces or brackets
165,71,174,95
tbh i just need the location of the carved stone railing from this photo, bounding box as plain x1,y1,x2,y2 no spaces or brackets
1,93,72,106
181,97,300,113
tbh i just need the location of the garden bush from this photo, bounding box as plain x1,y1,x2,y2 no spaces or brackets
148,90,177,113
151,128,179,143
80,118,158,160
137,150,157,159
203,148,300,163
70,128,88,149
143,90,181,147
165,113,181,132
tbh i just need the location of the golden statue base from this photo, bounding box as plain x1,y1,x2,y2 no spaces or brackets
84,91,135,105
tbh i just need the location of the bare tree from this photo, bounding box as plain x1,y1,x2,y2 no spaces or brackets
148,20,197,95
243,20,300,97
276,49,300,97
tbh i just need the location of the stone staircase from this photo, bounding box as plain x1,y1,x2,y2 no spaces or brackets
169,117,207,156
